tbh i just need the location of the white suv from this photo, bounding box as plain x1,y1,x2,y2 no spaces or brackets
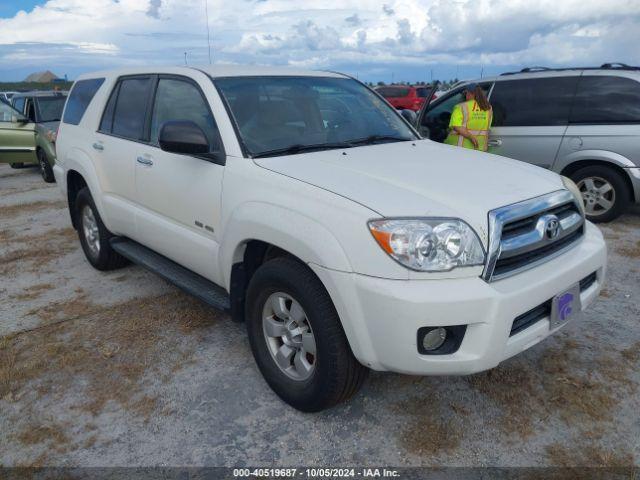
55,66,607,411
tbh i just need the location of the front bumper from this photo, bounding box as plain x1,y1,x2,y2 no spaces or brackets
312,222,607,375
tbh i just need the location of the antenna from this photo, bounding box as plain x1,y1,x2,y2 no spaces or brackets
205,0,212,64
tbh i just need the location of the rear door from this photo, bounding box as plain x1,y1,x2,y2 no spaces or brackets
134,75,225,282
93,75,155,236
487,76,579,168
0,101,36,164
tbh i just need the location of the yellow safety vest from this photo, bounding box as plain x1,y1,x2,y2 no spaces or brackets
444,99,493,151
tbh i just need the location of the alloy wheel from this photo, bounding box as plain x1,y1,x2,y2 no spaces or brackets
262,292,317,381
577,176,615,217
81,205,101,258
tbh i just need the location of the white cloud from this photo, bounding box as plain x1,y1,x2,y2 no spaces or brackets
0,0,639,80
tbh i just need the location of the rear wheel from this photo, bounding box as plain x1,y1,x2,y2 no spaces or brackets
245,257,367,412
571,165,630,223
75,187,128,270
37,150,55,183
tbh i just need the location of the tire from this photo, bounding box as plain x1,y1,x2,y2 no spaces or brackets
9,162,24,169
570,165,630,223
245,257,368,412
37,149,55,183
75,187,128,271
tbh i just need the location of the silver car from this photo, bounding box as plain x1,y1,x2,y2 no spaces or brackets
416,63,640,222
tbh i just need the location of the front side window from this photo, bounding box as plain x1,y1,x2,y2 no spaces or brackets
63,78,105,125
490,77,578,127
111,77,152,140
570,76,640,124
216,76,416,157
12,97,25,114
36,96,67,122
150,78,220,151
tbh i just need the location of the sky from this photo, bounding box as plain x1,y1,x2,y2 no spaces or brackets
0,0,639,83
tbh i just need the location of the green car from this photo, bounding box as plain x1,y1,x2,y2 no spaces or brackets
0,91,67,183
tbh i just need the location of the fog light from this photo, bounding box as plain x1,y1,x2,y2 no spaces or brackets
422,327,447,351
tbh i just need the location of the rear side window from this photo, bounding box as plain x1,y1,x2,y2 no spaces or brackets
570,76,640,124
376,87,410,97
490,77,578,127
109,77,152,140
63,78,104,125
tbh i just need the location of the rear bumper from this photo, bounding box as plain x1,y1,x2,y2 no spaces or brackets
312,222,607,375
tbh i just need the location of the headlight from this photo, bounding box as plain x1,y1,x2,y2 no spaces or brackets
368,218,485,272
562,176,585,217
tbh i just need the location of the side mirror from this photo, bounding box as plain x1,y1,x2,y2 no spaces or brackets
400,109,417,125
159,120,209,155
11,114,28,124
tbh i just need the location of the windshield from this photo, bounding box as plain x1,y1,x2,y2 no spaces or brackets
37,96,67,122
215,76,416,157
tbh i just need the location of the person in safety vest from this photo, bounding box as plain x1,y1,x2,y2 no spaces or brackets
444,83,492,151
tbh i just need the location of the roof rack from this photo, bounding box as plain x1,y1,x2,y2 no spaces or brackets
500,63,640,76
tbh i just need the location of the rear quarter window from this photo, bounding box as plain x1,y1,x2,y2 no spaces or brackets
63,78,105,125
570,76,640,124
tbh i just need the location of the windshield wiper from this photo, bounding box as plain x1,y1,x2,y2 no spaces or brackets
349,134,413,146
252,142,355,158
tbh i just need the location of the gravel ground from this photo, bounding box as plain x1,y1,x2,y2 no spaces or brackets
1,163,639,468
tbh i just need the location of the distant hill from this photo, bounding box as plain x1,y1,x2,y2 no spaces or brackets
24,70,59,83
0,81,73,92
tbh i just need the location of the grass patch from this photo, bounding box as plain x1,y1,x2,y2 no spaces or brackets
9,283,54,302
616,240,640,259
0,200,66,220
0,227,76,275
1,291,223,424
545,442,634,467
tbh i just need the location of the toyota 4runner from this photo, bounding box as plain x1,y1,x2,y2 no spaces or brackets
54,66,607,412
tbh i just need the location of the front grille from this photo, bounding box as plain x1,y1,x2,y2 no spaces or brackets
509,271,598,336
483,191,585,282
493,226,584,278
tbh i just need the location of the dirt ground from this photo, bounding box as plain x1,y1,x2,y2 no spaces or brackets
1,163,639,468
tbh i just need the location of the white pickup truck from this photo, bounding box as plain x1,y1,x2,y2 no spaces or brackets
54,66,607,411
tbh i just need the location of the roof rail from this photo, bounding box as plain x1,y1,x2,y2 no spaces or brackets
520,66,551,73
501,63,640,76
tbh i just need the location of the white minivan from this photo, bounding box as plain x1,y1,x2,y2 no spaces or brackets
54,66,607,411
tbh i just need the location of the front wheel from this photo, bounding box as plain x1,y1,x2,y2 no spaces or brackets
75,187,128,271
571,166,630,223
245,257,367,412
37,150,55,183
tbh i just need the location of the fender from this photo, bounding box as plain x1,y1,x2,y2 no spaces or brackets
555,149,637,172
555,149,640,201
219,201,353,291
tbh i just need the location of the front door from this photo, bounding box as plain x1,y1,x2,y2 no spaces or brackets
416,83,492,143
0,102,36,164
487,76,579,169
134,75,225,284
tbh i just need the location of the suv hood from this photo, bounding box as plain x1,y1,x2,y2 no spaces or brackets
254,140,564,243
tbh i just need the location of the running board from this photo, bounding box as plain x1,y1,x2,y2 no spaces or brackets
110,238,230,312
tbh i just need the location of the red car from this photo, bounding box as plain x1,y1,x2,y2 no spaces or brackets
375,85,433,111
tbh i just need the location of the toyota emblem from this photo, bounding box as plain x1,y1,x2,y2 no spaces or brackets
545,217,560,239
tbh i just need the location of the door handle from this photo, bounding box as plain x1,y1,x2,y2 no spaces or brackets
92,142,104,151
488,139,502,147
136,156,153,166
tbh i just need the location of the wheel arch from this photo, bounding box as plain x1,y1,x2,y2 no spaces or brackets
560,158,635,202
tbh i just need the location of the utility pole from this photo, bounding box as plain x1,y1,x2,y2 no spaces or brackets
480,65,484,78
184,52,188,66
205,0,212,64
